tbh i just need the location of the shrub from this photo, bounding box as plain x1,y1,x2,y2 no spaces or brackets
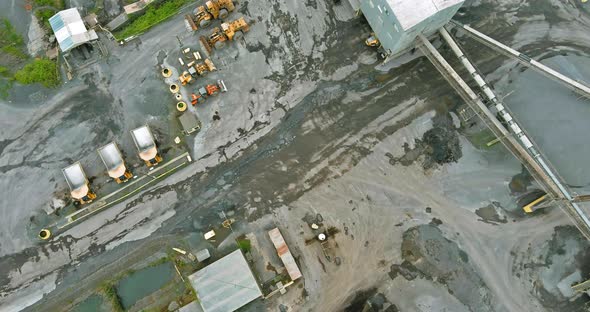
14,58,60,87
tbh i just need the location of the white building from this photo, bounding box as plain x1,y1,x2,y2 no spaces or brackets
360,0,464,59
49,8,98,53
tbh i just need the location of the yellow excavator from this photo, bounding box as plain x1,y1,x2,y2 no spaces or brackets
186,0,235,31
200,17,249,52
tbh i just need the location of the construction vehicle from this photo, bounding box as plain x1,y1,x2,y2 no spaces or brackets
191,80,227,106
179,71,193,85
194,58,217,76
185,0,235,31
365,34,380,47
63,162,97,205
97,142,133,183
200,17,249,52
523,194,548,213
130,125,162,167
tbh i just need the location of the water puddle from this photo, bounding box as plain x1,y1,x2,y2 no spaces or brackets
70,294,106,312
116,261,175,310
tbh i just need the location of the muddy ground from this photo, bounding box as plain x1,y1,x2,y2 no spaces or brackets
1,0,590,311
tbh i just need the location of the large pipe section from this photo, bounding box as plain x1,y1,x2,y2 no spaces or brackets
449,20,590,99
439,27,590,230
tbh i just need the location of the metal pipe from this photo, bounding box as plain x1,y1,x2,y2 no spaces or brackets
439,27,590,228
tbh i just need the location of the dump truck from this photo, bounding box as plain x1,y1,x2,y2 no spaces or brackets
97,142,133,183
191,80,227,105
200,17,249,52
130,125,162,167
63,162,96,205
185,0,235,31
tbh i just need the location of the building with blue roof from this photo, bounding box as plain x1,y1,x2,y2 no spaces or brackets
49,8,98,53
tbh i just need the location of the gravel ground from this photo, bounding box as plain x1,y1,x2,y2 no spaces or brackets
1,0,590,311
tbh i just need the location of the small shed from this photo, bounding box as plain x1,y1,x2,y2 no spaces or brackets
178,113,201,135
49,8,98,52
188,250,262,312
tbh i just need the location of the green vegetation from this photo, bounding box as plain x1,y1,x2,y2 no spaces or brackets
465,129,497,149
33,0,65,9
100,282,124,312
237,239,252,253
35,8,58,30
14,58,60,87
0,19,27,59
115,0,192,39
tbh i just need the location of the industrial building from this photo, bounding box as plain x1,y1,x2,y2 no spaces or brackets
187,249,262,312
49,8,98,53
358,0,464,59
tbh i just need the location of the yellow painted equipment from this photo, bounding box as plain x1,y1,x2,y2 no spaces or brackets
162,68,172,78
179,71,193,85
193,59,217,76
523,194,548,213
39,229,51,240
365,34,380,47
188,0,235,30
200,17,249,53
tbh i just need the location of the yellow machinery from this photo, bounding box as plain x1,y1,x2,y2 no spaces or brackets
523,194,548,213
187,0,235,30
131,125,163,167
200,17,249,52
97,142,133,184
365,34,380,47
194,59,217,76
179,71,193,85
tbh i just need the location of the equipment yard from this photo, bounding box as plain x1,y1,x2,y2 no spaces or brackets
2,0,590,311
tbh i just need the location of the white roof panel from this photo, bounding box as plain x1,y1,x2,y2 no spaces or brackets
386,0,463,30
68,20,87,35
188,250,262,312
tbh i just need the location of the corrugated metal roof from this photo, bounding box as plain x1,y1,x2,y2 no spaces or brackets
49,8,95,52
188,250,262,312
268,228,302,281
386,0,464,30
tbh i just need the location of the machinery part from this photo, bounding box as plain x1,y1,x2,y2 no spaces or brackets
218,8,229,19
178,58,185,66
218,79,228,92
365,34,379,47
175,93,182,100
179,71,193,85
39,229,51,240
194,5,213,29
523,194,548,213
185,14,197,31
191,93,201,106
205,0,235,19
214,40,226,49
172,247,187,255
177,102,187,112
170,83,179,93
199,17,212,28
221,17,250,41
193,59,217,76
161,68,172,78
222,218,235,228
